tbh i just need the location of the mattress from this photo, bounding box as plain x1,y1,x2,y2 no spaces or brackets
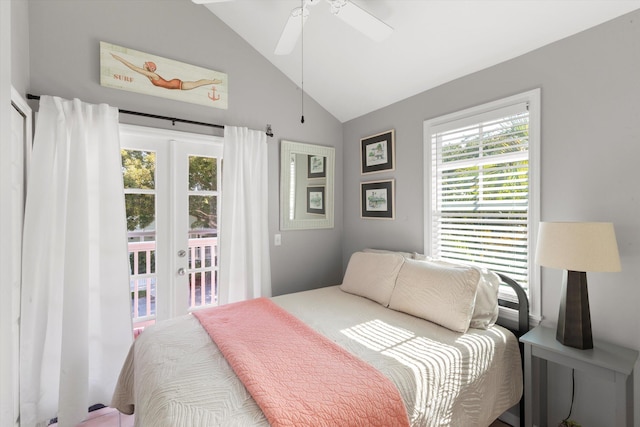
112,285,522,426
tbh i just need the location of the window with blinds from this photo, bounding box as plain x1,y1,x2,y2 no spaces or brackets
425,90,540,303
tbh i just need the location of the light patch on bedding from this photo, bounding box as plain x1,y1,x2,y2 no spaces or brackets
342,320,485,426
340,318,415,351
455,332,500,381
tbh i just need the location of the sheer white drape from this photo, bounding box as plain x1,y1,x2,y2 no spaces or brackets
218,126,271,304
20,96,132,427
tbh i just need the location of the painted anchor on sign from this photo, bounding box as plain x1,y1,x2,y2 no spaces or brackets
208,86,220,101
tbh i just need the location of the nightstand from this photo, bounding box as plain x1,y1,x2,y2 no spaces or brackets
519,326,638,427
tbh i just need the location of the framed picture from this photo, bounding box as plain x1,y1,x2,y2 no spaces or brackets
307,186,325,215
361,180,394,219
100,41,228,109
361,129,395,174
308,155,326,178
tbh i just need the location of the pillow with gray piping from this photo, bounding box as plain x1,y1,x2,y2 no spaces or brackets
388,258,480,333
412,255,500,329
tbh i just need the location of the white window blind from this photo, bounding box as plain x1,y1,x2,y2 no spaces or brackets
430,102,531,288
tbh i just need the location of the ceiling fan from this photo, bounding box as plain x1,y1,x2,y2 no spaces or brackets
192,0,393,55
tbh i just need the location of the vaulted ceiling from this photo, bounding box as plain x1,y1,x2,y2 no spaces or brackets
197,1,640,122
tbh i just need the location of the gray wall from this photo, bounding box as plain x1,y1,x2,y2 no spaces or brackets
343,10,640,426
11,0,29,95
26,0,345,296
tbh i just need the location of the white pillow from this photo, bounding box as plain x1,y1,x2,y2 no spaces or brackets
389,259,480,333
413,256,500,329
468,269,500,329
340,251,405,306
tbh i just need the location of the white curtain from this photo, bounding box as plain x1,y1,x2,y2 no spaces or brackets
20,96,132,427
218,126,271,304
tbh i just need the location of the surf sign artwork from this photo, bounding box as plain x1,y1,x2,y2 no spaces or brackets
100,41,228,109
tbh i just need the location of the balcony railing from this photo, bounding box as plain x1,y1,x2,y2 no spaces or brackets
129,240,156,321
187,238,218,309
128,237,218,330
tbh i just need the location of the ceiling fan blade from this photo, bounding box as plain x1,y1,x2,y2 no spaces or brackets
191,0,234,4
275,7,309,55
331,1,392,42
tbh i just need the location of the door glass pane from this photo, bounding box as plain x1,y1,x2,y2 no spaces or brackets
187,154,218,310
189,156,217,191
122,149,157,335
123,150,155,189
188,194,217,308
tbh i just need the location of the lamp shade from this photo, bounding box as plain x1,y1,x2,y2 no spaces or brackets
536,222,621,272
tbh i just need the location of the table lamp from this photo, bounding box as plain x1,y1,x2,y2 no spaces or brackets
535,222,621,349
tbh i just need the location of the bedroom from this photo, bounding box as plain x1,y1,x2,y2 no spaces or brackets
2,1,639,426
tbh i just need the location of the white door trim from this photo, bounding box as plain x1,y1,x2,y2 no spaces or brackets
120,124,223,321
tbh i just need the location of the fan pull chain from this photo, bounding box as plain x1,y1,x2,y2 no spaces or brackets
300,0,305,124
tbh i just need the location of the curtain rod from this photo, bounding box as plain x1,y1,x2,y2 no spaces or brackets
26,94,274,138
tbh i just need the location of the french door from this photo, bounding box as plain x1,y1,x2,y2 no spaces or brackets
120,125,222,332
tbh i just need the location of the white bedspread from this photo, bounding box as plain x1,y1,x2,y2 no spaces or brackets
112,286,522,427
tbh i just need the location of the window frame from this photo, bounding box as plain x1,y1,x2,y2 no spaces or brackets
423,89,541,324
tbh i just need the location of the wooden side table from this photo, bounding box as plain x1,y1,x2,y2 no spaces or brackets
520,326,638,427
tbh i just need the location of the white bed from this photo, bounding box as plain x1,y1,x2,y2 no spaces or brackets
112,252,526,427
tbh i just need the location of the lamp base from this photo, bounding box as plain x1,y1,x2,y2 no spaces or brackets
556,270,593,349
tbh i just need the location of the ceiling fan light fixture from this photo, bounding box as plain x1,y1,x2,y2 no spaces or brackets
331,0,393,42
274,0,392,55
328,0,347,14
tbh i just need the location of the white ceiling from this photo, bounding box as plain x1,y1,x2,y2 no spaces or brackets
200,0,640,122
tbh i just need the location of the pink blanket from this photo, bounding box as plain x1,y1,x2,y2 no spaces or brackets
194,298,410,427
